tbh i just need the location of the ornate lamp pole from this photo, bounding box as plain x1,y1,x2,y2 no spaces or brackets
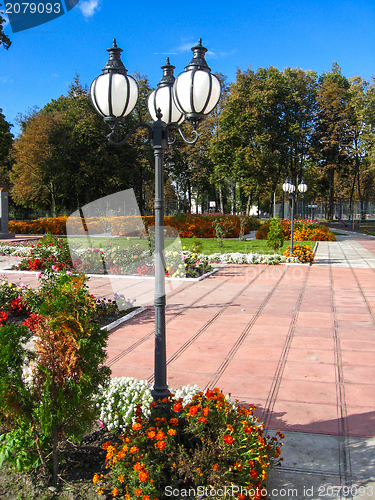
90,39,221,402
282,178,308,256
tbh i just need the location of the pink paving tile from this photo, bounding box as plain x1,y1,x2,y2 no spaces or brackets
215,374,274,402
267,401,340,435
287,347,335,364
294,324,333,339
341,350,375,366
241,333,288,348
167,353,223,373
336,312,372,322
276,379,337,405
340,339,375,352
295,317,334,329
282,360,336,383
107,349,154,369
291,336,334,351
343,365,375,384
231,345,284,361
337,330,375,341
346,407,375,437
344,383,375,407
109,365,153,380
223,359,280,378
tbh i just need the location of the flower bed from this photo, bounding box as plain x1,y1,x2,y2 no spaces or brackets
92,382,284,499
0,271,136,331
9,214,261,239
256,219,336,241
283,244,315,264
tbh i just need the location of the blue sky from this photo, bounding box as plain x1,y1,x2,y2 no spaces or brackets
1,0,375,136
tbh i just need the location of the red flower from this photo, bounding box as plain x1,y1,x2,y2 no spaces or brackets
173,402,182,412
223,435,234,445
188,406,199,416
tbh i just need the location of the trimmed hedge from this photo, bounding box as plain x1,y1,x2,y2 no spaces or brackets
9,214,261,239
256,219,336,242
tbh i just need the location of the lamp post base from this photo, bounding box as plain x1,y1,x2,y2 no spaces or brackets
0,233,15,240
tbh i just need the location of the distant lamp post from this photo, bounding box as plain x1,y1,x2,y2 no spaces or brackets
282,178,308,256
90,39,220,402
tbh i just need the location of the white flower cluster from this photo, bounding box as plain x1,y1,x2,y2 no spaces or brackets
202,252,298,265
93,378,208,432
93,377,153,432
0,244,32,257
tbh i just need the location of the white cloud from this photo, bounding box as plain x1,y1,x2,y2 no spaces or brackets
79,0,100,18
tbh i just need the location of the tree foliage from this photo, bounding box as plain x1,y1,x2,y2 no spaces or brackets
0,3,11,50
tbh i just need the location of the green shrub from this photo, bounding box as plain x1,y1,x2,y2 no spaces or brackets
267,217,284,253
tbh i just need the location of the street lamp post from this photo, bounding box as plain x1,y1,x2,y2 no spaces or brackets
90,39,221,402
282,178,308,256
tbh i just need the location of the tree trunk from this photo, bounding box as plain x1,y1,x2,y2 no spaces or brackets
246,194,252,216
219,186,224,214
328,167,335,221
187,178,191,214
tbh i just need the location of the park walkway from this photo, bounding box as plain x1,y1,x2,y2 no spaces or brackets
1,231,375,497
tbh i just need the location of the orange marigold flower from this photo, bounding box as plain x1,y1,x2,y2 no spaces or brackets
124,437,131,443
198,417,207,424
250,469,258,479
244,426,252,433
173,402,182,412
169,418,179,426
117,450,126,460
112,487,119,497
134,489,143,497
97,487,105,495
129,446,139,454
249,459,255,468
188,405,199,416
139,471,149,482
150,402,157,409
167,428,177,436
118,474,125,483
239,495,246,500
156,431,165,441
212,464,219,471
226,424,234,432
125,495,131,500
223,435,234,445
132,423,142,431
262,470,267,480
143,496,151,500
147,431,156,440
155,440,166,450
202,407,209,416
133,462,143,471
162,397,169,403
92,473,99,484
102,441,112,450
234,461,242,471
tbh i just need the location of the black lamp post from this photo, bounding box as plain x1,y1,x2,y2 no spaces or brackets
282,178,308,256
90,39,221,402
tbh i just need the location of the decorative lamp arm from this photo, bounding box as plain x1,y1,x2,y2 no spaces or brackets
165,122,200,146
107,121,152,147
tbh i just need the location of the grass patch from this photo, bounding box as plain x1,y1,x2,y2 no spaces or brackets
180,238,315,255
63,236,315,255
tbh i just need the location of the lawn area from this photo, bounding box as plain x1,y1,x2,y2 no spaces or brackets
64,236,315,255
180,238,316,255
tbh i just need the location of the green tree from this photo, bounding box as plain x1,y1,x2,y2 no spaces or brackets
0,3,11,50
313,63,355,220
0,108,13,182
